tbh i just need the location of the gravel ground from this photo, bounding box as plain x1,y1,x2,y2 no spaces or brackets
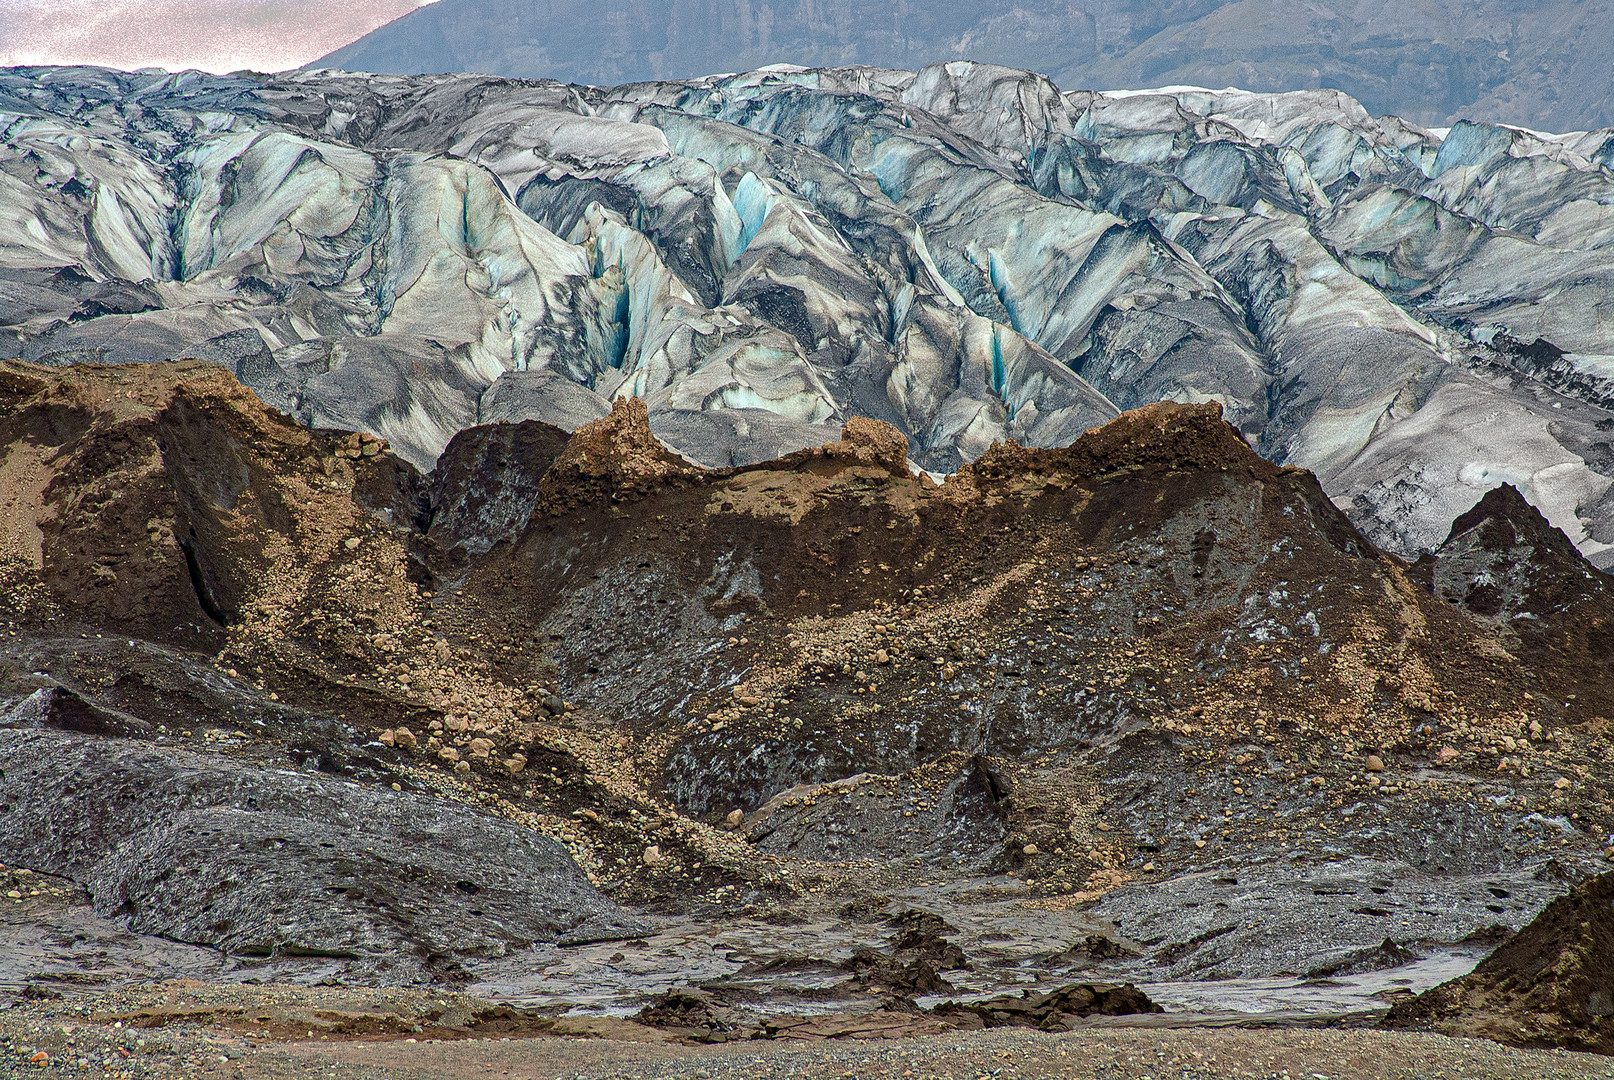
247,1028,1614,1080
5,997,1614,1080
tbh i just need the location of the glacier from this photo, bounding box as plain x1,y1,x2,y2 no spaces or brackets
3,62,1614,565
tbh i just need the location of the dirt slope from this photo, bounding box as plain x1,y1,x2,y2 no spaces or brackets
2,360,1614,1036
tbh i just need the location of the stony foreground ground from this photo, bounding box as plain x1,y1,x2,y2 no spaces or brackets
3,993,1613,1080
0,982,1611,1080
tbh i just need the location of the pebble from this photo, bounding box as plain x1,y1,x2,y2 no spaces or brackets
643,845,664,866
1364,755,1385,772
725,809,745,829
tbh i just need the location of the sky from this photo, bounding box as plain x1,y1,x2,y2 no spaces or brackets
0,0,439,73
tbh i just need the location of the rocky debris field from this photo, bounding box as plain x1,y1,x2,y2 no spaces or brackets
2,357,1614,1069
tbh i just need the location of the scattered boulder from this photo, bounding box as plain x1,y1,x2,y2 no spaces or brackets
933,983,1163,1031
633,989,746,1043
843,909,969,994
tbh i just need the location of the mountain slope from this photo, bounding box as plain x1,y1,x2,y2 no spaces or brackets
314,0,1614,132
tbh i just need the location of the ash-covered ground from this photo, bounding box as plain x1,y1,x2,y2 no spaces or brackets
2,359,1613,1069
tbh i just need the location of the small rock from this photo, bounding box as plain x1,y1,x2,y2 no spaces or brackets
725,809,745,830
393,727,417,749
343,537,362,551
1365,755,1386,772
504,757,526,775
378,729,396,747
437,747,460,763
875,649,890,665
1554,777,1573,790
1022,843,1039,856
468,737,496,759
642,845,664,867
1141,862,1156,872
454,760,471,774
1436,746,1459,763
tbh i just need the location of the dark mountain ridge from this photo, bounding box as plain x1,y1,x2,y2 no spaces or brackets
317,0,1614,132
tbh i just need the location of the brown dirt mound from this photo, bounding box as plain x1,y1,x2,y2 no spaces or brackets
538,396,701,507
826,415,914,478
965,401,1264,481
1384,871,1614,1053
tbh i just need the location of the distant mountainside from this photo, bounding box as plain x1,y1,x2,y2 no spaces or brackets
314,0,1614,132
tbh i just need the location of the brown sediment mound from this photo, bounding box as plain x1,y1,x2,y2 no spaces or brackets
0,359,420,649
1426,483,1613,623
537,396,701,507
1384,871,1614,1054
964,401,1263,482
824,415,914,478
9,356,1614,1007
